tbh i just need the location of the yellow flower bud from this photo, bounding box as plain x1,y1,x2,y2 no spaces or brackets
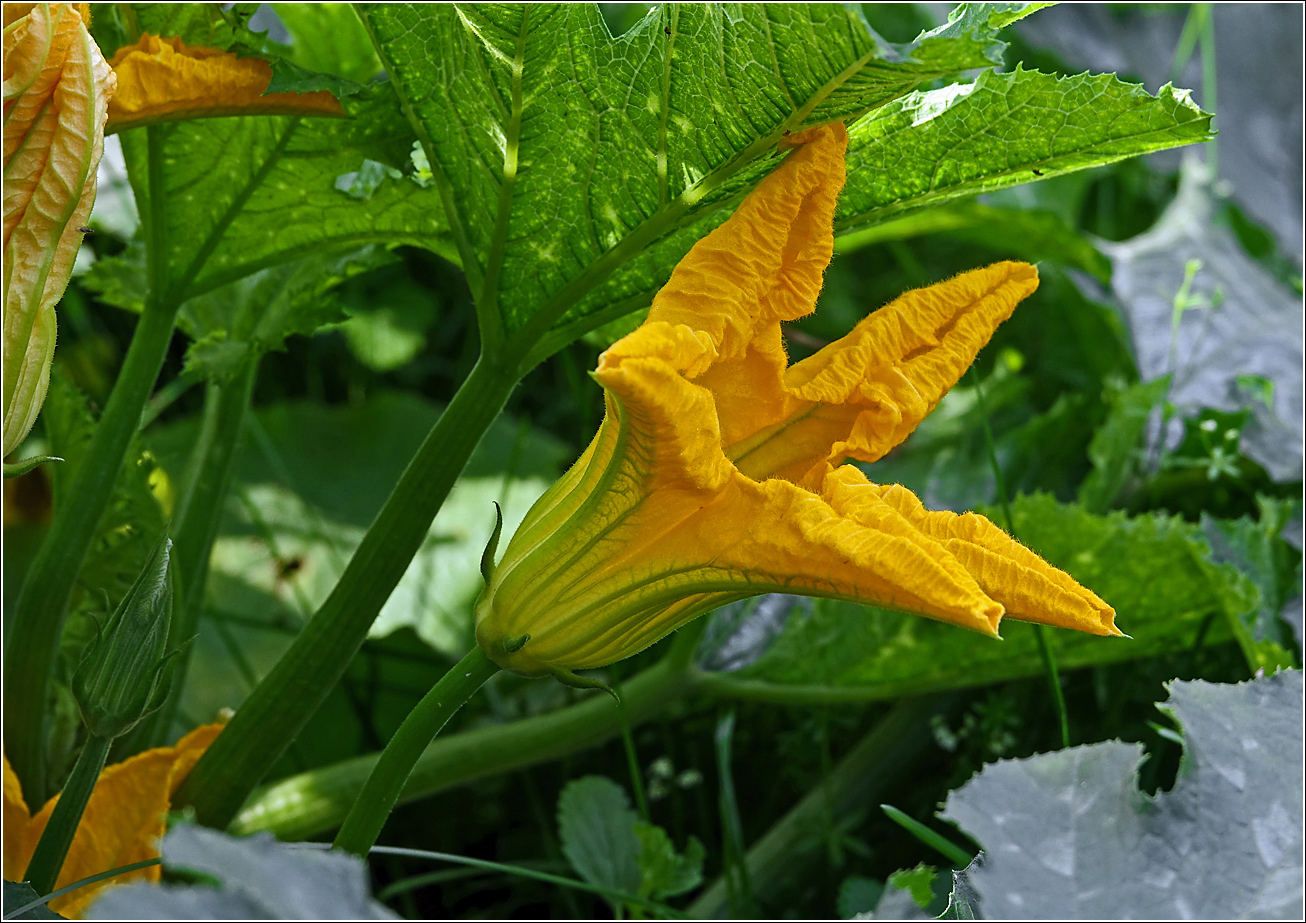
3,2,114,456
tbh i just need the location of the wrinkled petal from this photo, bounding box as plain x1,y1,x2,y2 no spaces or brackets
2,723,222,918
3,2,113,455
869,481,1120,636
106,34,344,133
3,753,32,883
476,123,1119,677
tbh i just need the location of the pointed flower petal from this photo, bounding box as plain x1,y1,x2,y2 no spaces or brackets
106,34,344,133
2,723,221,918
3,2,114,456
475,123,1119,677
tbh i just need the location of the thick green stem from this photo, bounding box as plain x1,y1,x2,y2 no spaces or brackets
3,294,181,805
129,360,259,752
23,735,112,895
334,647,500,857
233,653,696,841
174,355,519,829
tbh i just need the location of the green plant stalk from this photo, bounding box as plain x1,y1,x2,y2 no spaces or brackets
23,735,112,895
174,355,519,829
687,695,959,918
3,294,182,805
881,804,973,868
334,647,500,857
970,367,1070,748
4,125,178,805
131,358,260,752
6,859,162,919
233,651,697,841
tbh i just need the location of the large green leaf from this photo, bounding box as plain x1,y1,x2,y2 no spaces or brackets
704,496,1251,701
357,3,1007,344
941,671,1304,919
86,824,394,919
836,67,1213,232
116,83,451,305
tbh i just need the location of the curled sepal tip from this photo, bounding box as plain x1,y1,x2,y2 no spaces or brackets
549,667,619,703
480,501,504,586
3,454,62,478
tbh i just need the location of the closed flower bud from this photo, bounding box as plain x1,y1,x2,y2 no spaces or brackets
3,3,115,456
71,536,177,739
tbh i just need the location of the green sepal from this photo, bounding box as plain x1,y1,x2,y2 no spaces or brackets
71,533,177,739
480,501,504,585
3,455,62,478
550,668,620,703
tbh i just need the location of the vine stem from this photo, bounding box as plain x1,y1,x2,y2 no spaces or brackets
23,735,112,895
333,647,500,857
174,354,519,829
3,295,181,805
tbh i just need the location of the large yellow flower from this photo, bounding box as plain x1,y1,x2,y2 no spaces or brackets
476,123,1118,677
2,723,221,918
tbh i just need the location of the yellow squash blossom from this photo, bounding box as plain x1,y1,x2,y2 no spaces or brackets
2,722,221,918
476,123,1119,678
106,33,345,133
3,2,114,457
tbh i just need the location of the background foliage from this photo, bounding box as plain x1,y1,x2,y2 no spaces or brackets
4,3,1301,919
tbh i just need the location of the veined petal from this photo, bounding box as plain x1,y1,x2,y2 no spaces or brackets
600,124,848,446
3,1,113,456
475,122,1119,679
3,723,222,918
732,261,1040,486
106,34,344,133
871,482,1120,636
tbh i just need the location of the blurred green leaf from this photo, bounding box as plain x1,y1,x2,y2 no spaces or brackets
837,68,1213,232
835,201,1111,283
146,392,568,657
1202,497,1303,671
942,671,1304,919
273,3,383,83
1079,376,1171,514
557,777,642,900
633,822,704,899
358,2,1009,341
3,881,64,920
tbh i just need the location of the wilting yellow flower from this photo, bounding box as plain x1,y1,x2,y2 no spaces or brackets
2,723,221,918
3,2,114,456
476,123,1119,678
106,33,345,133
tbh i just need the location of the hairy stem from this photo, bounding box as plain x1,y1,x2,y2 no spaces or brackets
334,647,500,856
174,355,519,828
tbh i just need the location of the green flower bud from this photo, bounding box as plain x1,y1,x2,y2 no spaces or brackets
71,535,177,739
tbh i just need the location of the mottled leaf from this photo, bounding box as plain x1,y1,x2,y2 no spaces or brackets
941,671,1304,919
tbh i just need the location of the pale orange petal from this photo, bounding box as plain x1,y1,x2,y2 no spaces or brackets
3,2,113,455
106,34,344,133
23,723,222,918
3,752,33,883
872,483,1120,636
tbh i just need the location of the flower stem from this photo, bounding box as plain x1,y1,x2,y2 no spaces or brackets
233,653,696,841
333,647,500,857
3,293,181,805
23,735,112,895
174,354,519,830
